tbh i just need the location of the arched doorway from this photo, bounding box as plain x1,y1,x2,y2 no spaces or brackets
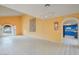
2,24,16,36
61,17,79,45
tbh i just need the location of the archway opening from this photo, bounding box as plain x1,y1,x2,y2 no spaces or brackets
63,20,78,39
62,17,79,45
2,24,16,36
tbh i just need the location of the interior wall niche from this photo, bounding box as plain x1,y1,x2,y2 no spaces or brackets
29,17,36,32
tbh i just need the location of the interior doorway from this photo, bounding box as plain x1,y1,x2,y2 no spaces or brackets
61,17,79,45
2,24,16,36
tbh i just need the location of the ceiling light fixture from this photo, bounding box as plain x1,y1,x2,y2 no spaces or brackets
44,4,50,7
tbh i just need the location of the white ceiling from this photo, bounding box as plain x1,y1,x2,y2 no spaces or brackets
1,4,79,19
0,5,23,16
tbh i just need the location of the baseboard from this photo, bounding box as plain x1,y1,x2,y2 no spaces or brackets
24,35,62,44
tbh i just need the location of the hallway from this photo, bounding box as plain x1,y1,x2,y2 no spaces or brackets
0,36,79,55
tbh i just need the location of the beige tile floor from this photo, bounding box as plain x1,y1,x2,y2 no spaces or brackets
0,36,79,55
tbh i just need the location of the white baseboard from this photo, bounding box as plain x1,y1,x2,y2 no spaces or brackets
24,35,61,44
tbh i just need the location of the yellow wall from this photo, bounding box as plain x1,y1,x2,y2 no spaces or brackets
1,13,79,42
22,13,79,42
0,16,22,35
22,15,63,42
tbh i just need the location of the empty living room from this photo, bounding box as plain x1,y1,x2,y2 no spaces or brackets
0,4,79,55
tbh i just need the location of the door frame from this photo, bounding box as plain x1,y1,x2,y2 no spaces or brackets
2,24,16,36
61,17,79,44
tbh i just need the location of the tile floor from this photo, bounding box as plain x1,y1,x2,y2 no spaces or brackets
0,36,79,55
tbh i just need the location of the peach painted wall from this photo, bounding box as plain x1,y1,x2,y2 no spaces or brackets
22,15,63,42
22,13,79,42
0,16,22,35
